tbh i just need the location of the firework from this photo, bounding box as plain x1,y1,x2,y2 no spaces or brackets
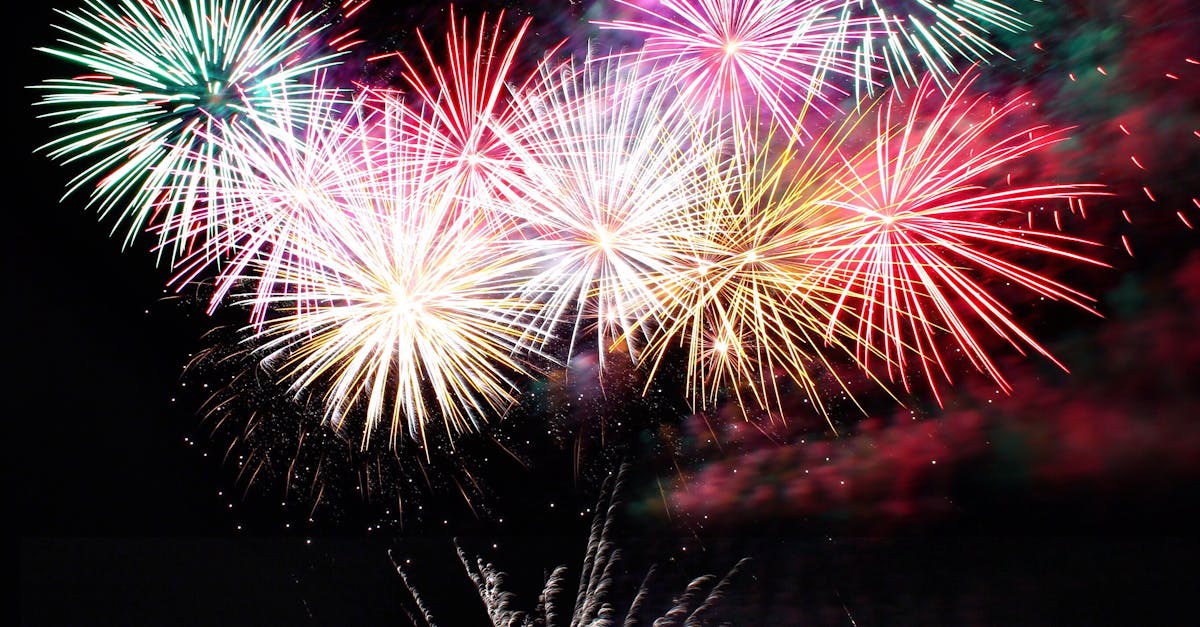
385,8,551,218
807,73,1107,402
237,124,547,447
33,0,352,255
500,55,729,370
164,83,381,324
639,118,880,420
843,0,1030,94
395,467,749,626
593,0,862,147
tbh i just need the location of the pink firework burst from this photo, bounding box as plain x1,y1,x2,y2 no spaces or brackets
162,84,384,325
808,73,1110,403
594,0,864,146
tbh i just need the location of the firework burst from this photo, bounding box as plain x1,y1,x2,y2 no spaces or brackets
386,8,551,218
33,0,354,254
593,0,862,148
164,82,377,323
500,55,729,370
237,126,547,447
807,73,1108,402
640,118,881,421
843,0,1030,94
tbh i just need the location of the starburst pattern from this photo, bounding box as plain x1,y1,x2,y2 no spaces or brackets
844,0,1030,93
164,83,375,323
640,119,879,419
594,0,862,147
389,8,551,218
239,124,547,446
807,73,1107,402
33,0,355,254
501,55,729,368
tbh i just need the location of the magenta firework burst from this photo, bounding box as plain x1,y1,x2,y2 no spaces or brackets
594,0,863,147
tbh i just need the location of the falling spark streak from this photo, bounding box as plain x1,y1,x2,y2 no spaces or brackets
397,467,748,626
33,0,350,256
806,73,1109,403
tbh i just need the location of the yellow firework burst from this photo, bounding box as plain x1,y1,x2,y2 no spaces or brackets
641,116,883,422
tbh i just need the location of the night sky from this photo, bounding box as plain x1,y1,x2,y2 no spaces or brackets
15,1,1200,625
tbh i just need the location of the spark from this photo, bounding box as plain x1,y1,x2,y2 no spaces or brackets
594,0,861,147
806,73,1108,403
843,0,1030,94
33,0,351,256
237,122,548,447
501,54,729,370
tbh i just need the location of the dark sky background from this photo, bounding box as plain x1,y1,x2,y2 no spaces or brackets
15,1,1200,625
